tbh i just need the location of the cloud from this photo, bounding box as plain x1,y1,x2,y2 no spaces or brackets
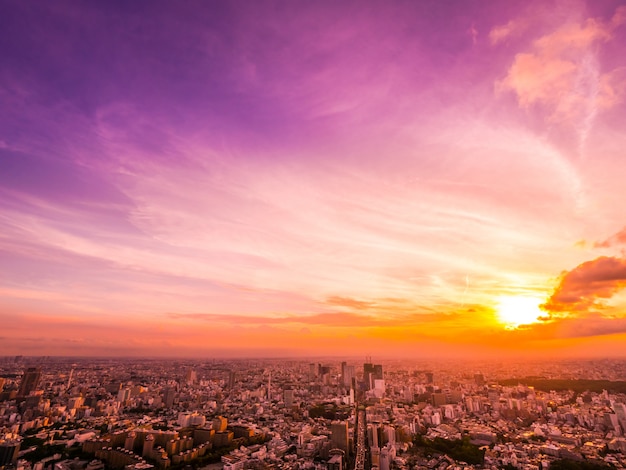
542,256,626,314
500,312,626,342
166,308,478,330
469,23,478,46
326,296,375,310
494,5,626,154
554,314,626,339
167,311,401,328
489,18,529,45
595,226,626,248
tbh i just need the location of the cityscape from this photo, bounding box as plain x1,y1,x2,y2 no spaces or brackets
2,357,626,470
3,1,626,470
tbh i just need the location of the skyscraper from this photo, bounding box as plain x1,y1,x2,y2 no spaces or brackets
17,367,41,397
330,421,349,454
163,387,176,408
0,436,21,467
364,362,383,390
341,362,355,388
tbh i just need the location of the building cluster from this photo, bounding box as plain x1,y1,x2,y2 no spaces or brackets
0,357,626,470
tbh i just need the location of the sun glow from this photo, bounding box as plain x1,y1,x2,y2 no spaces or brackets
496,296,544,328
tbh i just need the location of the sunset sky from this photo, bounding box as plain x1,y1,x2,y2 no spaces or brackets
2,0,626,359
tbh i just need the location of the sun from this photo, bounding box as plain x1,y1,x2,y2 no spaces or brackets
496,295,544,328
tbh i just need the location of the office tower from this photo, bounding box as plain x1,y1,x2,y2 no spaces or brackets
125,432,136,451
364,363,374,390
328,451,343,470
330,421,349,454
163,387,176,408
474,373,485,386
142,435,155,458
117,388,131,403
212,416,227,432
615,403,626,433
17,367,41,397
364,362,383,390
425,372,434,384
367,424,379,449
185,368,197,385
0,436,21,467
373,364,383,381
379,447,390,470
341,363,355,388
284,389,295,408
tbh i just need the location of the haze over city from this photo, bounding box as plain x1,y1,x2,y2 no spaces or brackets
2,0,626,358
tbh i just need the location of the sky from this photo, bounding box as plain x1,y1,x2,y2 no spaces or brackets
2,0,626,359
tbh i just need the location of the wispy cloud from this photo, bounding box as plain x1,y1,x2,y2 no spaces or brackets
595,226,626,248
494,5,626,156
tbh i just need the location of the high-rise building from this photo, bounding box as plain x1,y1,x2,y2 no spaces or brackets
614,403,626,433
142,435,155,459
185,369,197,385
330,421,349,454
379,446,390,470
284,389,295,408
0,436,21,467
117,388,131,403
125,432,136,451
163,387,176,408
341,363,355,388
17,367,41,397
364,362,383,390
212,416,227,432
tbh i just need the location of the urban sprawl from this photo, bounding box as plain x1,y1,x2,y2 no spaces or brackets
1,358,626,470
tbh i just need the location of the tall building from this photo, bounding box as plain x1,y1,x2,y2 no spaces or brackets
163,387,176,408
364,362,383,390
17,367,41,397
212,416,227,432
0,436,21,467
341,363,355,388
330,421,349,454
142,435,155,459
379,446,390,470
185,368,197,385
124,432,136,451
614,403,626,433
284,389,295,408
117,388,131,403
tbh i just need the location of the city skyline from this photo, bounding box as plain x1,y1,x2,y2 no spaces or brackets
2,0,626,358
